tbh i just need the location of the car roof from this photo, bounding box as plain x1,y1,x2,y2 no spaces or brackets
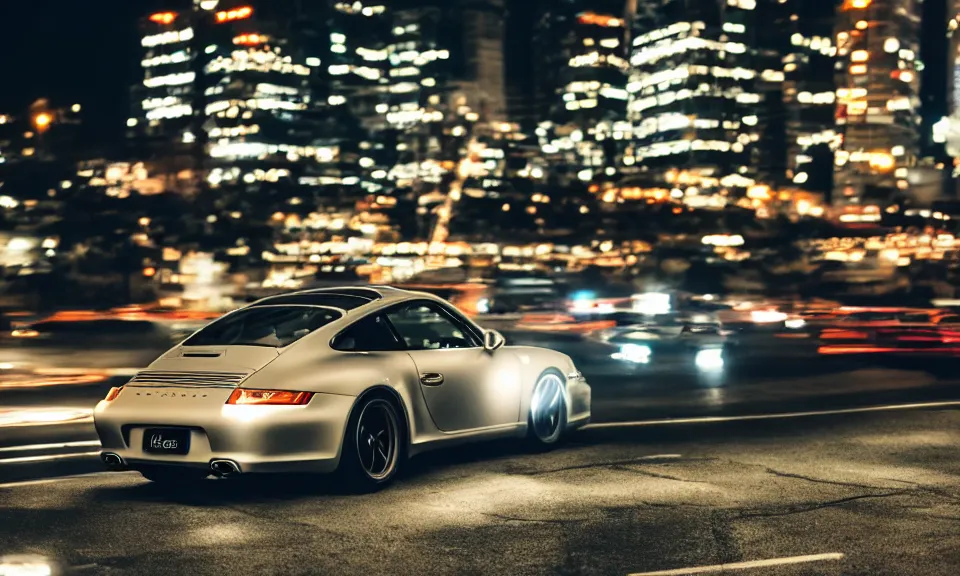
247,286,439,314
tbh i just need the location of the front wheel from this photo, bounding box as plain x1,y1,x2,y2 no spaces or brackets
337,396,403,492
527,371,566,449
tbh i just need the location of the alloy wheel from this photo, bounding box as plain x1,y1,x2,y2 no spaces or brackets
355,399,399,480
531,373,565,442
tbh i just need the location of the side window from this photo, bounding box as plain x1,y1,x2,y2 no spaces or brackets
331,314,403,352
385,303,480,350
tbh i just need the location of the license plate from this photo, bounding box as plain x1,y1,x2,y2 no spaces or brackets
142,428,190,455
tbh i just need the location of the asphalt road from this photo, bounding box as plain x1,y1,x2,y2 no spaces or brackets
3,334,960,574
2,332,960,484
3,408,960,575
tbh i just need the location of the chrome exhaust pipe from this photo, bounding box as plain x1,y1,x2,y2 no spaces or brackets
209,459,241,477
101,452,125,470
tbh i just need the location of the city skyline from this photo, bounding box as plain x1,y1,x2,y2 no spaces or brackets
0,0,945,149
0,0,956,227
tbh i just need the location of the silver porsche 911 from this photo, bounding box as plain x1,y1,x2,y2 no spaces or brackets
95,286,591,489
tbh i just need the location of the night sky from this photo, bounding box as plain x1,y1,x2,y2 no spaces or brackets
0,0,950,153
0,1,165,149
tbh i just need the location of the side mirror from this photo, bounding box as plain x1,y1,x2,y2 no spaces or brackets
482,329,505,352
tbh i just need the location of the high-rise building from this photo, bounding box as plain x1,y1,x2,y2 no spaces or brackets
328,1,391,132
532,0,633,185
778,0,840,197
833,0,922,205
201,1,336,198
625,0,763,199
129,6,200,159
382,0,507,187
943,2,960,158
130,1,381,236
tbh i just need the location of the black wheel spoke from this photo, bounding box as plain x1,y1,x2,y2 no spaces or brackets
356,401,398,479
533,377,563,441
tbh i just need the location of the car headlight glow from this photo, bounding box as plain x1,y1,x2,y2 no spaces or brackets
751,310,788,324
476,298,490,314
613,343,652,364
695,348,724,371
785,318,806,329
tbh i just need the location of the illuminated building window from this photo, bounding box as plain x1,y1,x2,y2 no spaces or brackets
149,12,177,25
216,6,252,23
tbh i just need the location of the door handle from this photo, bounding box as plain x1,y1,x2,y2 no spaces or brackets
420,373,444,386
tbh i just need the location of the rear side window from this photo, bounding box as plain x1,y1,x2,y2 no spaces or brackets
385,302,481,350
332,315,403,352
184,306,341,348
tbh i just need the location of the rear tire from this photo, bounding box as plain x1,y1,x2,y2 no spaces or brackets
139,466,210,485
526,370,567,450
336,394,403,492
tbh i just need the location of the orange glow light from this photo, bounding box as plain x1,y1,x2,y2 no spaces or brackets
869,153,895,172
226,389,313,405
143,267,157,277
842,0,872,9
34,113,52,130
233,33,266,45
216,5,253,23
149,12,177,25
577,12,623,27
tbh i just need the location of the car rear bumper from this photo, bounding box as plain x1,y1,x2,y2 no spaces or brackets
94,387,356,474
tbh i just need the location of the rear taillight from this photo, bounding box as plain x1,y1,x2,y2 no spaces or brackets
104,387,123,402
226,389,313,406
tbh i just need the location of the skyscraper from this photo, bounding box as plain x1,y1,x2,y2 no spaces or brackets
532,0,632,184
131,1,377,223
626,0,762,198
129,6,201,165
833,0,922,204
381,0,507,186
943,1,960,158
778,0,840,197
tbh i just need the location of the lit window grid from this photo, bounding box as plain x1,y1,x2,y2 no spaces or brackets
625,10,765,186
832,0,922,185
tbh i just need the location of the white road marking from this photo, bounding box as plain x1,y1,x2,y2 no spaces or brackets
585,401,960,429
626,552,845,575
0,440,100,454
638,454,683,460
0,451,100,465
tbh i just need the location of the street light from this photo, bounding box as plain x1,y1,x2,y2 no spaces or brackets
33,113,52,133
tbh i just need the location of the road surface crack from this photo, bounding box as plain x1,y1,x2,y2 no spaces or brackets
879,478,960,501
764,467,894,490
737,490,910,518
612,464,707,484
480,512,585,525
524,457,711,476
641,500,713,509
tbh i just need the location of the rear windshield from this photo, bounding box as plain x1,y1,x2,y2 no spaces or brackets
183,306,341,348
